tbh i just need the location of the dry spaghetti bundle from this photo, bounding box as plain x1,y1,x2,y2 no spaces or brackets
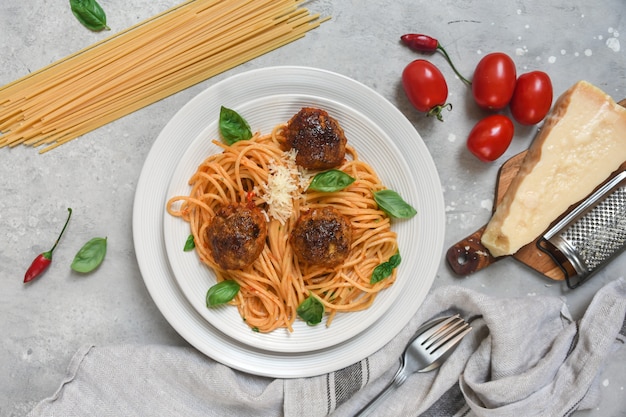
0,0,327,153
167,129,398,333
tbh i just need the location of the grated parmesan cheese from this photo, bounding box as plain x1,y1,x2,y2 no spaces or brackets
260,150,309,224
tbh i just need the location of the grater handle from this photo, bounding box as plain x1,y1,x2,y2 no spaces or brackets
446,225,499,275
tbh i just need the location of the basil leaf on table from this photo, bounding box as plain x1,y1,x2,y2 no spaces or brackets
206,280,240,307
296,294,324,326
371,251,401,284
373,189,417,219
70,0,110,32
219,106,252,145
71,237,107,273
308,169,355,192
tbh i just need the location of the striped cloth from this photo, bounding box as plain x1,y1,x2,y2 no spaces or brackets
29,279,625,417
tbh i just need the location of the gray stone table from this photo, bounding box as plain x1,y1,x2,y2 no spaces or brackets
1,0,624,415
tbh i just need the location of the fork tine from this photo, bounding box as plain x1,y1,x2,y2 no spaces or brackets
415,314,460,344
423,318,467,351
416,325,472,373
426,323,471,354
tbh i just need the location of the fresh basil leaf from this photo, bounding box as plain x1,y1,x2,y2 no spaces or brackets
371,251,401,284
184,234,195,252
297,294,324,326
219,106,252,145
373,189,417,219
70,0,110,32
206,280,240,307
388,252,402,268
71,237,107,273
308,169,355,192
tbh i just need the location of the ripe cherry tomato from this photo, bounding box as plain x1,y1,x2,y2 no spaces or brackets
466,114,514,162
509,71,553,125
402,59,451,121
471,52,517,110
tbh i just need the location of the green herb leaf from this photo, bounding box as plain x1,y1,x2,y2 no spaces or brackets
373,189,417,219
206,280,240,307
296,294,324,326
184,234,195,252
219,106,252,145
308,169,356,192
70,0,110,32
71,237,107,273
371,251,401,284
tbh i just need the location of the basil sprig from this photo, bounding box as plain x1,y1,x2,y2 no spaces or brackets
371,252,401,284
183,234,195,252
308,169,355,192
219,106,252,145
206,280,240,307
70,0,110,32
71,237,107,273
373,189,417,219
297,294,324,326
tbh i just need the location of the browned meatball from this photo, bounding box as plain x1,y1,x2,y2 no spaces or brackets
207,203,267,270
281,107,347,170
290,206,353,267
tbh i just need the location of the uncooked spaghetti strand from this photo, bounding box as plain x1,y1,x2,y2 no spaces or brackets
19,34,306,151
0,1,326,151
26,17,319,150
23,1,297,133
0,0,203,101
0,0,236,127
36,0,292,117
0,0,234,97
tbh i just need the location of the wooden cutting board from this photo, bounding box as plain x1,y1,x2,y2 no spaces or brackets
446,98,626,280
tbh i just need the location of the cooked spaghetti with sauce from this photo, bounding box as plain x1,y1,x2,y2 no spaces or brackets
166,107,410,333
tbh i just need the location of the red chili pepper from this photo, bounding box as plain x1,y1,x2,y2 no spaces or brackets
400,33,439,51
24,208,72,283
400,33,471,86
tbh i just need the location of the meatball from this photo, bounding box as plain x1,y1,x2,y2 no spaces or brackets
281,107,347,170
207,203,267,270
290,206,353,267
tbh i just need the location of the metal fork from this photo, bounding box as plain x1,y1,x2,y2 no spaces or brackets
354,314,472,416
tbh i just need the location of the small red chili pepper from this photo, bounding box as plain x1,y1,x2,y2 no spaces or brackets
400,33,471,86
400,33,439,52
24,208,72,283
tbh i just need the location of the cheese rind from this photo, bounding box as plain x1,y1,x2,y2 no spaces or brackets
481,81,626,257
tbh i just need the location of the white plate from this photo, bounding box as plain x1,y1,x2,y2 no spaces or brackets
164,93,417,353
133,66,444,378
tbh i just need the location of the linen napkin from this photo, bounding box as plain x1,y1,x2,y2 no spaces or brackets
28,278,626,417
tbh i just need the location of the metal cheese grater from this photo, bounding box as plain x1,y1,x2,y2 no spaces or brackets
537,170,626,289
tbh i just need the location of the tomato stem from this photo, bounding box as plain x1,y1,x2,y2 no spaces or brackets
427,103,453,122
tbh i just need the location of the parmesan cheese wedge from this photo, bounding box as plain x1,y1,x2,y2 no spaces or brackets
481,80,626,257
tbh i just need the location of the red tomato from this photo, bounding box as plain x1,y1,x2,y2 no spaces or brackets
402,59,450,121
510,71,553,125
466,115,514,162
472,52,517,110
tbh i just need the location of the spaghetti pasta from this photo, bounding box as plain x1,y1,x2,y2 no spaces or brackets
166,122,399,333
0,0,327,153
